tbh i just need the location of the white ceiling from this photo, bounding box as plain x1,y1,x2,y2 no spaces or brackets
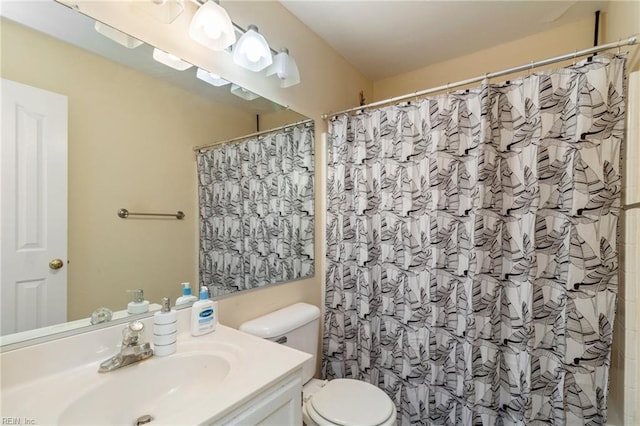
280,0,609,80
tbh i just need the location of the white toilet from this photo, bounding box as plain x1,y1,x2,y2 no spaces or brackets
239,303,397,426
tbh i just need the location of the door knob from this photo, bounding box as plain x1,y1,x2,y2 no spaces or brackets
49,259,64,270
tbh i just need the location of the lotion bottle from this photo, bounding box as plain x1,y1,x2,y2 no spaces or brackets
190,286,217,336
176,282,198,306
153,297,177,356
127,289,150,314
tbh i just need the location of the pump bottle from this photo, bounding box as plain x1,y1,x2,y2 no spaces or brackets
153,297,177,356
176,282,198,306
190,287,217,336
127,289,150,314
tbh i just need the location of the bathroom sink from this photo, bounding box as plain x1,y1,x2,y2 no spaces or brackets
1,318,310,425
58,352,231,425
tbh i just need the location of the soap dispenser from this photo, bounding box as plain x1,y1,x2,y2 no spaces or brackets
190,286,217,336
153,297,177,356
127,289,150,314
176,282,198,306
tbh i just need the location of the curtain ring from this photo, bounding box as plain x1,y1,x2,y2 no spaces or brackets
528,61,534,76
618,39,622,55
446,82,450,95
572,50,577,66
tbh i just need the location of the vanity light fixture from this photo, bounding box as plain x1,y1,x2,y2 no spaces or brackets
232,25,272,72
189,0,236,51
94,21,143,49
196,68,231,86
230,84,260,101
152,48,193,70
133,0,185,24
130,1,301,90
266,48,300,88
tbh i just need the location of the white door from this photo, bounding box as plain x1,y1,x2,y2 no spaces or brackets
1,78,68,335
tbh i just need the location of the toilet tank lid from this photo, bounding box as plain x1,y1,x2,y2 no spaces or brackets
239,303,320,338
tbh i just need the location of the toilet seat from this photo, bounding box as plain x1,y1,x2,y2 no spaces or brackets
305,379,396,426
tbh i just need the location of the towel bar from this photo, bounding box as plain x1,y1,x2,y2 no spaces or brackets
117,208,185,220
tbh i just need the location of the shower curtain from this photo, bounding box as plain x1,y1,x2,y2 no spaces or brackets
323,54,626,425
197,123,314,297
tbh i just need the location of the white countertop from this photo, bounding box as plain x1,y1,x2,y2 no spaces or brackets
0,309,311,425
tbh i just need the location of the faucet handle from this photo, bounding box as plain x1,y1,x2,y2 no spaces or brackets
122,320,145,346
90,307,113,325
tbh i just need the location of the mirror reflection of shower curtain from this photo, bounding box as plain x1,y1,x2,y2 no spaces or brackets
197,123,314,297
324,54,626,425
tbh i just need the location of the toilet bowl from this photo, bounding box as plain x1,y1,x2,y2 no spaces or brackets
239,303,397,426
302,378,397,426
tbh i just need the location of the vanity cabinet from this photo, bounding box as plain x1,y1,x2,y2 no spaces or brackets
214,371,302,425
0,316,310,425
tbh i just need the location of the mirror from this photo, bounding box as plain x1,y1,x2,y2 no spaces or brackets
0,0,313,348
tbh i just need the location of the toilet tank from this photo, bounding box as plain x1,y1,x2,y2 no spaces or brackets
239,303,320,383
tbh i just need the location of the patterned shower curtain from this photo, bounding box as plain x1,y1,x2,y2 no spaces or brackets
323,54,626,425
197,122,314,297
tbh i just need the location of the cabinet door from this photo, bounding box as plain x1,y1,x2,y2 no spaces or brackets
216,373,302,425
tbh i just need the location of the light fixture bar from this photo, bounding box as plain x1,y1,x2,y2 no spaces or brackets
230,84,260,100
188,0,300,84
94,21,143,48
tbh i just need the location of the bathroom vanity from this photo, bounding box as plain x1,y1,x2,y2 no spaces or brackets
0,309,310,425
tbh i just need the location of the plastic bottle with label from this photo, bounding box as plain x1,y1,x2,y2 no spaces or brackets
190,286,217,336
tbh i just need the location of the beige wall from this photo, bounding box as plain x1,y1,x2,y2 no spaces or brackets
603,1,640,72
370,3,640,103
373,17,595,101
1,19,257,320
259,109,308,132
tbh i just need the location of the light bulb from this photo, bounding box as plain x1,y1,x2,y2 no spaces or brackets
232,25,272,72
203,24,222,40
189,1,236,51
266,48,300,88
244,38,264,63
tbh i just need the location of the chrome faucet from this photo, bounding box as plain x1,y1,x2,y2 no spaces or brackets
98,321,154,373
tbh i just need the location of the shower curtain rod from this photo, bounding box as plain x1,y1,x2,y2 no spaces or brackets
321,34,638,119
193,118,314,151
